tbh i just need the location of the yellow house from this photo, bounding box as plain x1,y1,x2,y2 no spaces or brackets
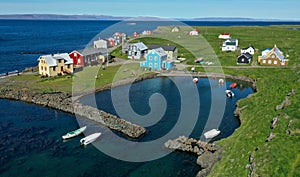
38,53,74,77
258,45,288,66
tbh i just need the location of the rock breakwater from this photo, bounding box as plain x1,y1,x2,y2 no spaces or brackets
0,87,146,138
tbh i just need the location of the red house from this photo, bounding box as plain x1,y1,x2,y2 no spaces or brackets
69,51,84,67
108,38,115,47
133,32,139,38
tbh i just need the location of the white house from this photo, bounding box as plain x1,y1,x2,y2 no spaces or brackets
241,46,255,55
189,30,199,36
222,39,239,52
93,39,109,49
218,33,231,39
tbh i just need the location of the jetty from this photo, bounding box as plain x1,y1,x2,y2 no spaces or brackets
0,88,146,139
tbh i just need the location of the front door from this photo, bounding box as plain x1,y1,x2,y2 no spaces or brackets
61,66,64,72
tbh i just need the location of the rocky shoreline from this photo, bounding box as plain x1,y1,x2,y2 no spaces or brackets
165,136,222,177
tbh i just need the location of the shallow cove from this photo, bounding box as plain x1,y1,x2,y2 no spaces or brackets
0,77,253,177
80,77,254,141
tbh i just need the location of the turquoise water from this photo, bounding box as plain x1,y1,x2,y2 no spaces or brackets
0,77,253,177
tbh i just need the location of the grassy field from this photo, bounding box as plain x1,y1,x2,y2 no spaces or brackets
194,25,300,66
2,25,300,177
2,63,151,93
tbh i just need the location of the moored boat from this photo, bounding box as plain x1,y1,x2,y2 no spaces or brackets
225,90,235,98
204,129,221,139
80,132,101,146
230,83,237,89
218,79,224,85
193,78,199,84
62,126,87,140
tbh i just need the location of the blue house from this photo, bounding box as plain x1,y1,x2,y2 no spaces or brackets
140,48,174,70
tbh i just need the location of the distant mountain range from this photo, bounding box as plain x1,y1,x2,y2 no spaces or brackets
0,14,295,21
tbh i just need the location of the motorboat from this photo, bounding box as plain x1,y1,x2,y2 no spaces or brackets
225,90,235,98
80,132,101,146
204,129,221,139
62,126,87,140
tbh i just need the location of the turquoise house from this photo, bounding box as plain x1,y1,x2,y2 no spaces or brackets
140,48,174,70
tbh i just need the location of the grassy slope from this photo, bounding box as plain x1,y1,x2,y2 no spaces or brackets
192,25,300,176
2,25,300,177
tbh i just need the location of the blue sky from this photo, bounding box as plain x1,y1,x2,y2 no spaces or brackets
1,0,300,20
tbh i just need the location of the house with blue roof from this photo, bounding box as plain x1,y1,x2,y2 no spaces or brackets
258,45,288,66
128,42,148,59
140,48,174,70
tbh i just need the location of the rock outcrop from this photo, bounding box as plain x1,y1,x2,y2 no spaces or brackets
165,136,221,177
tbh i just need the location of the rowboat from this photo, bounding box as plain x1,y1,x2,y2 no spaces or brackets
204,129,221,139
230,83,237,89
193,78,199,84
80,132,101,146
62,126,87,140
225,90,235,98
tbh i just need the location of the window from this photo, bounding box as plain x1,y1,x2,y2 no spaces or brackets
53,67,56,71
74,53,77,57
45,67,47,71
67,64,70,69
149,63,153,67
272,55,275,58
41,66,43,70
149,56,153,61
241,58,244,62
263,60,266,64
268,60,272,64
58,59,62,63
154,63,158,67
274,60,278,65
78,59,81,64
154,56,158,61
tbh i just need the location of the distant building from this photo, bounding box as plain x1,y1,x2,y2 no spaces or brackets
258,45,288,66
140,48,174,70
93,39,109,49
218,33,231,39
189,30,200,36
112,32,127,46
241,46,255,55
141,30,153,35
237,53,252,64
133,32,139,38
128,42,148,59
148,44,178,60
108,38,115,47
38,53,73,77
171,26,180,32
222,38,239,52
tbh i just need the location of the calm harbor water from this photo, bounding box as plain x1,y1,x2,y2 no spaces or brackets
0,77,253,177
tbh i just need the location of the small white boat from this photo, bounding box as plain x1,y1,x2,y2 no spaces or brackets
62,126,87,140
80,132,101,146
204,129,221,139
218,79,224,85
225,90,235,98
193,78,199,84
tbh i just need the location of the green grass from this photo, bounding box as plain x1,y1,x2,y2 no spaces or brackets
2,25,300,177
4,64,152,93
